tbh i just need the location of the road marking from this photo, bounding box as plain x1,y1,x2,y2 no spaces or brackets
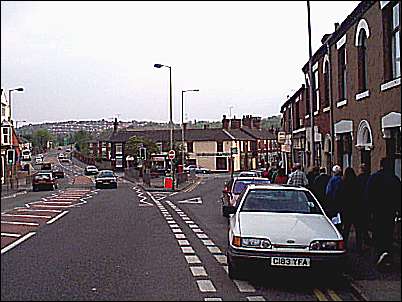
181,246,195,254
190,266,208,277
2,214,52,219
188,224,199,228
46,211,69,224
196,280,216,292
214,255,227,265
313,289,329,301
44,201,73,205
1,233,22,238
222,266,228,274
31,204,71,208
327,289,342,301
178,197,203,204
204,298,222,301
175,234,186,239
171,228,182,233
1,221,39,226
196,233,208,239
177,240,190,246
17,209,62,213
185,255,201,264
167,220,176,224
185,220,195,224
207,246,222,254
169,224,180,228
193,228,203,233
1,232,36,255
233,280,256,293
182,217,190,221
201,239,215,246
246,296,266,301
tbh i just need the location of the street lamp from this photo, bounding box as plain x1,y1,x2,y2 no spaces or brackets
8,87,24,125
181,89,199,167
154,63,174,188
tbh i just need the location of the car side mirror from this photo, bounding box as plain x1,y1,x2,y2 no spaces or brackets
222,205,237,217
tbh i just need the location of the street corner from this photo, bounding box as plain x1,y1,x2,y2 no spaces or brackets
72,175,94,185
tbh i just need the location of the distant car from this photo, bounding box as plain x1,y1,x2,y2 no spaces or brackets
60,158,71,164
57,147,62,151
52,167,65,179
21,149,32,161
58,153,64,159
222,177,271,217
95,170,117,189
238,171,260,178
184,165,210,174
226,184,346,279
85,165,99,175
41,162,52,171
32,172,58,191
35,156,43,165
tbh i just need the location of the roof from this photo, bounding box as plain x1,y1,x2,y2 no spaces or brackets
280,85,305,113
224,129,255,141
240,128,276,140
302,1,375,73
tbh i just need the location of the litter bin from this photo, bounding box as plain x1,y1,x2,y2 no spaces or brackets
164,177,173,189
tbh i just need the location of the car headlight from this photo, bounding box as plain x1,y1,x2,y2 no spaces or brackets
237,237,272,249
309,240,345,251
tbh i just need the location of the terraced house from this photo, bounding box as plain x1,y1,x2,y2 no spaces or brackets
281,1,401,178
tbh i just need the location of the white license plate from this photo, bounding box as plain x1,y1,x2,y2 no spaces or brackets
271,257,310,267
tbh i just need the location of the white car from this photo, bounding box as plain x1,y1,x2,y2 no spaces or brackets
35,156,43,165
226,184,346,279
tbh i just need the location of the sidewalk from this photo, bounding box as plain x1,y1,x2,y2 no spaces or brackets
344,228,401,301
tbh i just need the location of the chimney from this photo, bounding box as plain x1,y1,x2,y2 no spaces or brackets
242,115,252,128
203,124,209,130
334,22,340,31
252,116,262,130
230,115,241,129
222,115,230,130
113,118,118,132
321,34,331,44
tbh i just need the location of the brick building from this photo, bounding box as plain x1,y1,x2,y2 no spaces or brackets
280,1,401,178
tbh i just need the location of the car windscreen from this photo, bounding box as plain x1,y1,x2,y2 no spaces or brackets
233,179,270,194
99,171,114,178
35,174,51,180
240,189,323,214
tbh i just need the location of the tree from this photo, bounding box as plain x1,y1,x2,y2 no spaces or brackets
72,130,93,154
125,136,159,168
32,129,53,152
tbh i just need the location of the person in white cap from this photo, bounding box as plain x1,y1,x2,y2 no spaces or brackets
325,165,343,223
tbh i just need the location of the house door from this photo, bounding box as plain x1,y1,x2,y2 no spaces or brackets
360,149,371,173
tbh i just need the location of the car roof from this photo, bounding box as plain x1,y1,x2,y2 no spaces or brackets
233,177,265,181
246,184,308,191
99,170,113,173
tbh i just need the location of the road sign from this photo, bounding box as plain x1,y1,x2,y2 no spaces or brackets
168,150,175,160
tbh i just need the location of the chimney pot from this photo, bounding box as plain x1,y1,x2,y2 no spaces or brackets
334,22,340,30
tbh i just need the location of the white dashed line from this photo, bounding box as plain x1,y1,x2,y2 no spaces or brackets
193,228,203,233
169,224,180,228
177,240,190,246
188,224,199,228
1,221,39,226
46,211,69,224
190,266,208,277
175,234,186,239
196,233,208,239
204,298,222,301
196,280,217,292
207,246,222,254
1,232,36,255
181,246,195,254
233,280,256,293
185,255,201,264
171,228,182,233
1,233,21,238
214,255,227,265
201,240,215,246
246,296,266,301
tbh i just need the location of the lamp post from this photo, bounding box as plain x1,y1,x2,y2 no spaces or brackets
154,63,174,189
181,89,199,167
8,87,24,125
307,1,315,168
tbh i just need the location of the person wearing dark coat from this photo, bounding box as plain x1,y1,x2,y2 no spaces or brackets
313,167,331,210
365,158,401,267
337,167,363,251
356,163,371,249
306,166,320,191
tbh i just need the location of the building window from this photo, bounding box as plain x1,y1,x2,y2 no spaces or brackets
217,141,223,152
156,142,163,153
392,3,400,78
287,108,291,131
337,133,352,170
383,2,401,80
187,141,194,153
323,61,330,108
386,127,401,180
295,101,300,128
313,69,319,112
116,143,123,154
216,157,228,170
357,29,369,92
338,46,347,100
2,127,10,144
305,80,310,114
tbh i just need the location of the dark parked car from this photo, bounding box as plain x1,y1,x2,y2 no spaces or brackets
95,170,118,189
32,172,58,191
52,168,65,179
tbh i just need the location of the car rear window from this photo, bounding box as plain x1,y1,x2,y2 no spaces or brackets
240,189,323,214
233,179,270,194
99,171,114,177
35,174,51,180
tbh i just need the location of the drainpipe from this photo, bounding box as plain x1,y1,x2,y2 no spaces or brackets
327,41,335,169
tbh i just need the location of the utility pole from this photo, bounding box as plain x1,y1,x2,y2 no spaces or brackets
307,1,315,168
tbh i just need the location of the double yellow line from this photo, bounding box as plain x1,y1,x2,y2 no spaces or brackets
313,288,342,301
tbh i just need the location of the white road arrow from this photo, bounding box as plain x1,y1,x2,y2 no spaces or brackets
177,197,203,204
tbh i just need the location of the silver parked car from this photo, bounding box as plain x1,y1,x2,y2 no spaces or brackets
226,184,346,279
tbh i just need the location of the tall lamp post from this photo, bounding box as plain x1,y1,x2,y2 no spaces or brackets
181,89,199,167
307,1,315,168
154,63,174,188
8,87,24,125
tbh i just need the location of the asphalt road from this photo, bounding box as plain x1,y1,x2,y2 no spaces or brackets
1,156,359,301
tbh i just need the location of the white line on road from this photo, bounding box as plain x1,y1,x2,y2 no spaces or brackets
190,266,208,277
177,240,190,246
1,221,39,226
2,214,52,219
196,280,217,292
174,234,186,239
185,255,201,264
204,298,222,301
246,296,266,301
207,246,222,254
214,255,227,265
1,232,22,238
196,233,208,239
1,232,36,255
181,246,195,254
46,211,69,224
17,209,62,213
233,280,256,293
202,240,216,246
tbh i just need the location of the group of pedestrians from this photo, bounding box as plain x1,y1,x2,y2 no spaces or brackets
285,158,401,268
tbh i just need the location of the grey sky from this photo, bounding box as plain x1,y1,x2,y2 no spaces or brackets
1,1,359,125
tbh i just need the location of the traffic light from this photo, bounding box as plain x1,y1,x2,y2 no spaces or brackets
139,147,147,160
7,149,15,164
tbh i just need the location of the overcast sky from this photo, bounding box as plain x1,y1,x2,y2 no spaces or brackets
1,1,359,125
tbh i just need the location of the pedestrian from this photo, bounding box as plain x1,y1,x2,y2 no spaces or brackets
306,166,320,190
287,163,308,187
325,165,343,227
356,163,371,250
337,167,364,251
262,163,270,179
274,167,288,184
312,167,331,209
365,158,401,268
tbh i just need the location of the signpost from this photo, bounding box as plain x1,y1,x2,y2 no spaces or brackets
168,150,175,160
